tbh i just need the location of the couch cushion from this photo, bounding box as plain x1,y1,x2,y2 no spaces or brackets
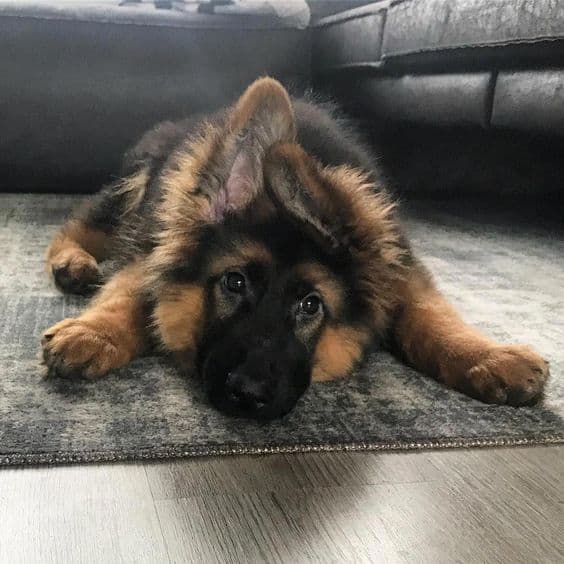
313,1,564,135
314,0,564,71
491,70,564,135
313,2,388,71
0,0,310,28
0,1,310,192
307,0,374,21
383,0,564,62
328,72,494,127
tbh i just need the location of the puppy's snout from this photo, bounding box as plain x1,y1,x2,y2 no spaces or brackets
225,370,272,411
204,336,309,421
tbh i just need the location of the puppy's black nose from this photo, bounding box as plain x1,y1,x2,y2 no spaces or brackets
225,370,270,411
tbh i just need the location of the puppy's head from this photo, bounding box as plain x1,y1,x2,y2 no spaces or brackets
148,78,407,420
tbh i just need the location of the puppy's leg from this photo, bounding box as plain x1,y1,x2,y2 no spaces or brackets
393,265,549,405
47,217,109,295
41,261,149,378
47,168,148,294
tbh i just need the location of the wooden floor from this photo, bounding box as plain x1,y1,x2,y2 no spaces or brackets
0,445,562,563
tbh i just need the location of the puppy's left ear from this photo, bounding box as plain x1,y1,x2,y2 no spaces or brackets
208,77,296,221
264,143,351,253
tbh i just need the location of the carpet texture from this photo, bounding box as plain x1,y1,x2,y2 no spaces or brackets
1,194,562,466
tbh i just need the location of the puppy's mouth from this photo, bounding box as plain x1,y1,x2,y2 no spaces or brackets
200,349,307,421
204,369,296,421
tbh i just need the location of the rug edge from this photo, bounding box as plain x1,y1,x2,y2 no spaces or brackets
2,434,563,468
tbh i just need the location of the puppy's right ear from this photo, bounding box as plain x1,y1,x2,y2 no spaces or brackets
208,77,296,222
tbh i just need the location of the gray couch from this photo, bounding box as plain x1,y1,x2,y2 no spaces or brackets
0,1,311,191
1,0,563,193
313,0,564,134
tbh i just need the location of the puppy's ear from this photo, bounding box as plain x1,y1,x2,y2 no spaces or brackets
264,143,350,253
208,78,295,221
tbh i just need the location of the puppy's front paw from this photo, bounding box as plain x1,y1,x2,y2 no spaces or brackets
41,318,122,379
50,249,101,295
465,345,549,406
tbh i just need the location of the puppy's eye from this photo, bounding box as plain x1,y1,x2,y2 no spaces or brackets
224,271,246,294
298,294,323,316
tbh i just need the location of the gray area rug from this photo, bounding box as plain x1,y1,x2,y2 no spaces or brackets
1,194,563,466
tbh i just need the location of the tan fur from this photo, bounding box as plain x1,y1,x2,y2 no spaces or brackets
153,284,205,352
228,77,296,141
41,262,149,378
46,168,149,290
47,245,100,285
209,241,273,278
394,265,549,404
295,262,344,317
114,166,150,216
266,142,408,333
147,78,296,285
312,326,369,382
40,77,549,408
46,220,108,290
248,192,277,223
151,122,221,268
47,220,108,264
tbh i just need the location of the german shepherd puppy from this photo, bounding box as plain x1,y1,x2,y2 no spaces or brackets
41,78,549,420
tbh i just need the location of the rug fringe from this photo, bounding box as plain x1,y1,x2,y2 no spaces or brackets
2,434,563,467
